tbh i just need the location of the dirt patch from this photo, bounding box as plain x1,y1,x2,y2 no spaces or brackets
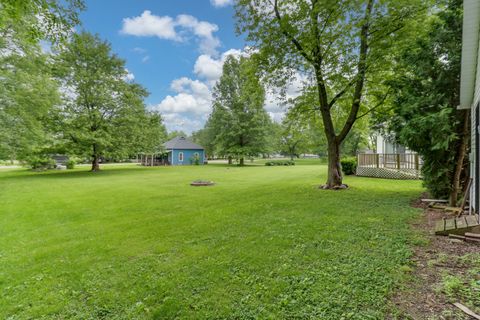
389,196,480,320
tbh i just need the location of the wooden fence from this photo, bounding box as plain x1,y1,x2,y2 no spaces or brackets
356,153,422,179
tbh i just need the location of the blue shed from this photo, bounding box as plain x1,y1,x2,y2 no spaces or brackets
164,136,206,165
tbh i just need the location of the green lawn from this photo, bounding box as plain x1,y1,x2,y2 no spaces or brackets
0,162,423,319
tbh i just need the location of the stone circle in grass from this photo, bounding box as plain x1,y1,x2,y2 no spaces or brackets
190,180,215,186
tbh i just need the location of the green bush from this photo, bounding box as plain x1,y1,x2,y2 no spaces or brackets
66,159,76,169
26,157,55,171
341,157,357,175
190,154,201,165
265,160,295,166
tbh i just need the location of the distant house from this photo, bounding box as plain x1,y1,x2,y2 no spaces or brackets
375,134,411,154
51,154,69,165
356,133,421,180
164,136,206,165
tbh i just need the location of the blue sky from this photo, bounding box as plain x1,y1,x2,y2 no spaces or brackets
79,0,247,133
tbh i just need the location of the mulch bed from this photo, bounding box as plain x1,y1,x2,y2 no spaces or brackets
389,195,480,319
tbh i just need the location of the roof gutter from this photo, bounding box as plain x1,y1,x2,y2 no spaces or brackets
459,0,480,109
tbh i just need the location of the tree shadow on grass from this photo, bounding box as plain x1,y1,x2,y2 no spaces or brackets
0,165,154,181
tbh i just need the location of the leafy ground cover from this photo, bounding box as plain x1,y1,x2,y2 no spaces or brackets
390,203,480,319
0,161,423,319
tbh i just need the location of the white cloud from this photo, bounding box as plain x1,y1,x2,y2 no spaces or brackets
154,77,212,115
157,94,210,114
268,111,285,123
194,49,248,83
132,47,147,54
123,69,135,82
132,47,150,63
194,54,223,82
121,11,221,55
264,75,306,121
210,0,234,7
176,14,220,56
170,78,210,97
154,48,300,134
162,113,205,133
121,11,178,40
156,49,250,123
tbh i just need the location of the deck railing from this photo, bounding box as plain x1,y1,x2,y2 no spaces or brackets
356,153,422,179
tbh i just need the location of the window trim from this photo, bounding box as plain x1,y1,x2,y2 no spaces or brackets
178,152,184,162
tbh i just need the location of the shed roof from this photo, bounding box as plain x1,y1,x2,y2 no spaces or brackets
164,136,204,150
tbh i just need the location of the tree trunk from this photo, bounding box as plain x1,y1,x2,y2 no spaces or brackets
450,111,470,206
228,156,232,165
91,155,100,171
325,138,343,188
91,144,100,171
239,157,244,166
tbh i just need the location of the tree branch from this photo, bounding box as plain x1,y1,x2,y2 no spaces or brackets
355,90,391,120
273,0,313,64
328,76,358,109
337,0,374,143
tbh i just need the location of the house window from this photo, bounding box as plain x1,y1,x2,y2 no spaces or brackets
193,152,199,159
178,152,184,162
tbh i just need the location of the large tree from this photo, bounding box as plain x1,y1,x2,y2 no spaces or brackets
191,121,217,159
54,32,149,171
388,0,466,205
209,55,271,165
136,111,168,157
0,52,60,161
0,0,84,45
235,0,422,188
278,113,311,160
0,0,84,162
166,130,189,140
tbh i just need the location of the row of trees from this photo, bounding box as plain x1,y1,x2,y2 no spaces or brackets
191,54,372,165
1,0,468,202
229,0,468,201
199,55,271,165
0,1,167,171
233,0,424,188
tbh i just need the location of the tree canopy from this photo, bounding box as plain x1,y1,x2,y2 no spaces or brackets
387,0,466,204
53,32,151,171
0,0,84,164
207,55,271,165
235,0,424,187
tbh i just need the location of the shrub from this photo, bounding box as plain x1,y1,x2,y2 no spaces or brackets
26,157,55,171
341,157,357,175
66,159,76,169
265,160,295,166
190,154,201,165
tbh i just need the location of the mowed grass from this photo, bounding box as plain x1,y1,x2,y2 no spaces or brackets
0,162,423,319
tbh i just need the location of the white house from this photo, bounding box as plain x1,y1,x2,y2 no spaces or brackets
459,0,480,214
375,135,410,154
